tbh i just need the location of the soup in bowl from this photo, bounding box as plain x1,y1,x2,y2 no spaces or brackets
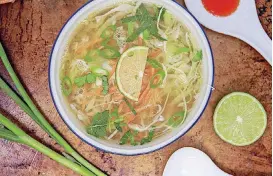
49,0,214,155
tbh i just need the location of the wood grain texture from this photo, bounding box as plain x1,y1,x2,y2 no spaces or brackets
0,0,271,175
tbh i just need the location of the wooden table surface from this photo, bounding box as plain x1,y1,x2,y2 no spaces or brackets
0,0,272,176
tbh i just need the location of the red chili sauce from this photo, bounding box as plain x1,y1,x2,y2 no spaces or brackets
202,0,240,17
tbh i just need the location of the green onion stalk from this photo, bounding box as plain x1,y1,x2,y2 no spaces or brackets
0,42,106,176
0,113,95,176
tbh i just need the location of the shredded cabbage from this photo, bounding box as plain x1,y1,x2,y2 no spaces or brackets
95,4,134,25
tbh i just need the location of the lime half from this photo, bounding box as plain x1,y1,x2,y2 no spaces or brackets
116,46,149,101
214,92,267,146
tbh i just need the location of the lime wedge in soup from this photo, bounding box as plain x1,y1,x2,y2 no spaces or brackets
214,92,267,146
116,46,149,101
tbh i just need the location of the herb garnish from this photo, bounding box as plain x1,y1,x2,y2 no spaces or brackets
87,110,110,138
140,127,155,145
122,4,167,42
119,130,138,145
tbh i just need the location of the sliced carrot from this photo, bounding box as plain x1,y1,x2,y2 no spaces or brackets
148,49,162,58
142,91,152,104
138,84,150,103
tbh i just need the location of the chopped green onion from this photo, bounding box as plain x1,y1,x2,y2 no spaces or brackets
167,111,186,128
150,70,166,88
84,49,100,62
193,50,203,62
61,76,72,96
143,29,151,40
102,76,109,95
128,22,134,36
147,58,163,69
74,75,87,88
100,46,121,59
100,25,117,39
91,66,109,76
175,47,191,55
123,98,137,115
86,73,96,84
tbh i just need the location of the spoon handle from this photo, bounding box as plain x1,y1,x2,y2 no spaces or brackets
234,1,272,65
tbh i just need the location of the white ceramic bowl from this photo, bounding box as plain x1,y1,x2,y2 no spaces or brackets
49,0,214,155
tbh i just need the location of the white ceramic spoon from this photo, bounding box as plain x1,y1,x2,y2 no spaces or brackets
185,0,272,65
163,147,232,176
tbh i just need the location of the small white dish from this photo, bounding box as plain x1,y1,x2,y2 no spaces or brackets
185,0,272,65
163,147,232,176
49,0,214,155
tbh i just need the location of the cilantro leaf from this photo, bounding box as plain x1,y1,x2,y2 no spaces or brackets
119,131,132,145
140,127,155,145
74,76,87,87
119,130,138,145
87,111,110,138
126,3,167,42
136,4,150,23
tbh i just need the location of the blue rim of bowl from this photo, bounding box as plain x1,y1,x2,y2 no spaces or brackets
48,0,215,156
